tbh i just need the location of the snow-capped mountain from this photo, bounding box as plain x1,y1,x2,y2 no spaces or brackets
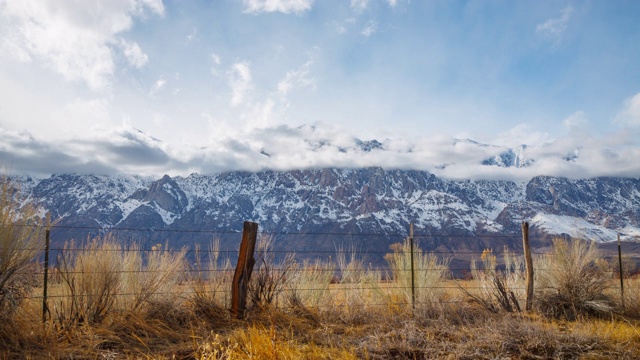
482,144,534,168
11,168,640,265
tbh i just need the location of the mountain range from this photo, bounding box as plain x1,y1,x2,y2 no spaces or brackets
11,158,640,267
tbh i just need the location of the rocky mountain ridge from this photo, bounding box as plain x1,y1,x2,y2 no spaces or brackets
11,168,640,258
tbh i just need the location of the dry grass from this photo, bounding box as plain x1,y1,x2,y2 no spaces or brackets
2,232,640,358
535,237,615,320
384,238,450,308
0,177,45,319
462,247,525,313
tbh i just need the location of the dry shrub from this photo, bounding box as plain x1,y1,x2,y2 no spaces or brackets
287,259,333,309
189,238,232,325
535,237,615,320
55,237,121,327
622,277,640,318
384,238,450,308
0,177,44,319
461,247,524,313
334,245,382,323
121,242,186,312
248,235,297,310
55,235,187,328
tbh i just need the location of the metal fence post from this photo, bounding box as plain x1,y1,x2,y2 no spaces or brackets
410,223,415,311
618,234,625,310
42,213,50,323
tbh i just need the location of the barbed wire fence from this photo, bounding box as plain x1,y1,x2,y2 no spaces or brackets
11,219,640,321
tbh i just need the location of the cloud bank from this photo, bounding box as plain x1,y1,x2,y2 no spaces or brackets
2,122,639,182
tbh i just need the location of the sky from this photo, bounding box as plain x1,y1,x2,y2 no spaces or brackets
0,0,640,180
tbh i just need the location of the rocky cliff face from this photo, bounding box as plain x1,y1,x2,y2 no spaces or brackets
12,169,640,263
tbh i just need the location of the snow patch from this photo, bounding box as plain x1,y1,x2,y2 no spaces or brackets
531,213,619,243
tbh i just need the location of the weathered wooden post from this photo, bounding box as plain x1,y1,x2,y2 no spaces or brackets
231,221,259,318
522,221,534,311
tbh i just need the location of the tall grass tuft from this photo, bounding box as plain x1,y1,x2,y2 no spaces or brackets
334,245,382,322
55,235,187,329
248,234,297,310
0,177,44,318
535,237,614,320
120,242,186,312
189,238,233,325
384,238,450,308
56,237,122,327
464,247,524,313
288,259,333,308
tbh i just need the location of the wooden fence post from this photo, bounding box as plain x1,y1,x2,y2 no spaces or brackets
522,221,534,311
231,221,259,318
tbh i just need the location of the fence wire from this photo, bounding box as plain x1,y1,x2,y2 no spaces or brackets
12,223,640,317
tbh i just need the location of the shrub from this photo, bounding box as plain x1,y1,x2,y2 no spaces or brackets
120,242,186,312
385,238,450,308
0,177,44,318
287,258,333,308
55,235,187,328
248,234,296,309
535,238,614,320
55,237,123,327
189,238,233,325
335,245,382,321
463,247,524,313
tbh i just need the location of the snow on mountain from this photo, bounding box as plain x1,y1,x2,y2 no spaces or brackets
482,144,534,168
530,213,619,243
10,168,640,256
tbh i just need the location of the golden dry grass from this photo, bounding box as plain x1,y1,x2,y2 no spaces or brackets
3,234,640,359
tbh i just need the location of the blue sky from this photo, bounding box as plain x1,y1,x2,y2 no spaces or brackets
1,0,640,179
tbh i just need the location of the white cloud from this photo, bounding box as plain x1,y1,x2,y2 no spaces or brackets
536,6,573,44
1,36,32,62
243,99,277,129
615,93,640,127
350,0,369,12
361,20,377,37
185,27,198,44
120,39,148,68
387,0,398,7
0,0,163,90
243,0,314,14
562,111,588,130
228,61,252,107
149,79,166,97
277,60,315,95
211,53,221,65
490,124,553,147
3,121,640,180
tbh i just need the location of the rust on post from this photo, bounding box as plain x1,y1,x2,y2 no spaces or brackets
522,221,534,311
231,221,259,318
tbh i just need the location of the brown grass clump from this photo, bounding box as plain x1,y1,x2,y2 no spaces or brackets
385,238,450,308
0,177,45,320
461,247,524,313
535,237,615,320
